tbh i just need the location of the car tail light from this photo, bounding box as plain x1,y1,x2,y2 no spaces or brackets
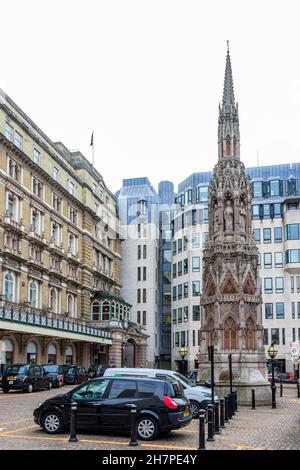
22,375,28,383
163,395,178,410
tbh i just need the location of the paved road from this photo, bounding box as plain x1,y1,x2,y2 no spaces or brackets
0,384,299,450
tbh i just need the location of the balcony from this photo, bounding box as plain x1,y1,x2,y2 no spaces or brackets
67,250,81,264
1,245,23,261
0,302,112,343
28,227,48,246
3,214,26,235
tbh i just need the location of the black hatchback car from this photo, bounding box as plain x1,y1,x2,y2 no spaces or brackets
87,364,109,379
42,365,64,388
33,377,192,440
1,364,52,393
63,366,88,385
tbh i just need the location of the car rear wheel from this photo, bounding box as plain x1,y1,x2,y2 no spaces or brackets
137,416,159,440
2,388,9,393
27,383,34,393
190,401,200,418
42,412,64,434
48,381,52,390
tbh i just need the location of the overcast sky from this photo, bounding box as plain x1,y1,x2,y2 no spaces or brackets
1,0,300,193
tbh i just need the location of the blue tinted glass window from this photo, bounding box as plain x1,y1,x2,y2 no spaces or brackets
276,302,284,319
274,227,282,243
253,181,263,198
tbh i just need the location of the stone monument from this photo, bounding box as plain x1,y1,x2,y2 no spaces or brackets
198,43,271,405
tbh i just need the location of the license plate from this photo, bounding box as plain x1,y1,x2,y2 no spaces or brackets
183,410,190,417
9,381,14,385
8,378,16,381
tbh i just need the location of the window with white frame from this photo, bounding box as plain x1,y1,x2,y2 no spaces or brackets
52,166,59,181
67,294,76,317
50,221,61,246
8,157,21,182
14,131,23,150
33,148,41,165
31,208,43,234
92,183,97,194
69,206,78,224
29,280,38,308
68,232,77,255
4,272,15,302
5,123,13,141
49,287,59,313
5,232,19,251
68,180,75,196
52,193,62,213
6,191,19,221
50,254,61,270
32,176,43,199
29,244,42,263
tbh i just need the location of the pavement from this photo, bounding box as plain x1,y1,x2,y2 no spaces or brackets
0,384,299,450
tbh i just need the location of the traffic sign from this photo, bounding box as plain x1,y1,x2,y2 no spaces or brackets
290,342,300,358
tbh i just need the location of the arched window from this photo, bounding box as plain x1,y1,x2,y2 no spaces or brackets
102,300,110,321
222,316,237,350
29,281,38,308
26,341,37,364
65,346,73,364
226,136,231,156
4,339,14,365
245,317,256,350
47,343,57,364
4,273,14,302
49,288,58,313
91,300,100,321
67,294,75,317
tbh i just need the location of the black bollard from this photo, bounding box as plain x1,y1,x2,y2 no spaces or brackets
224,395,229,422
127,404,138,446
251,389,256,410
69,401,78,442
280,381,283,397
228,394,233,419
198,409,206,450
207,404,215,441
234,391,238,412
297,383,300,399
214,402,220,434
219,398,225,428
230,393,235,417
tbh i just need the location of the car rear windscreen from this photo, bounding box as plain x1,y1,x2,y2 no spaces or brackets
43,366,57,373
5,365,27,375
166,381,185,398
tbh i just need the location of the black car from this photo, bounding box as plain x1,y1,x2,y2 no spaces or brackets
88,364,109,379
63,366,88,385
42,365,64,388
34,377,192,440
1,364,52,393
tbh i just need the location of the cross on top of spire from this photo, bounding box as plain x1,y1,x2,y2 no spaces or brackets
222,41,235,108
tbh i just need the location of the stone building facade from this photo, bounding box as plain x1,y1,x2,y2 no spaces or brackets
0,89,147,368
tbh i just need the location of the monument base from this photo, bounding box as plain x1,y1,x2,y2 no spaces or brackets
197,351,272,406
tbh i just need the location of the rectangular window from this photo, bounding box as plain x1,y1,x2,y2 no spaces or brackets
143,266,146,281
178,284,183,299
271,328,280,345
285,224,300,240
265,303,273,319
292,328,296,342
253,229,261,243
143,245,147,259
178,239,182,253
291,276,295,293
193,305,200,321
142,311,146,326
252,181,263,198
32,176,43,199
68,180,75,196
172,286,177,301
203,207,208,222
292,302,295,319
263,329,269,345
193,330,195,347
137,245,141,259
172,263,177,278
275,277,284,293
263,228,271,243
52,193,62,213
286,249,300,263
264,278,273,294
143,289,146,303
196,186,208,202
137,289,141,303
172,241,177,255
274,227,282,243
172,309,177,324
163,250,171,263
137,267,141,281
270,180,281,196
70,207,77,224
273,203,282,218
137,311,141,324
183,258,188,275
274,252,283,268
192,281,200,296
192,257,200,272
178,261,182,277
184,282,188,298
192,233,200,248
181,331,186,347
276,302,284,319
263,204,270,219
178,308,183,323
264,253,272,269
33,148,41,165
287,203,299,210
53,167,59,181
184,306,188,322
175,332,180,347
297,302,300,319
5,123,13,141
252,205,260,219
183,236,188,251
14,131,23,149
282,328,285,345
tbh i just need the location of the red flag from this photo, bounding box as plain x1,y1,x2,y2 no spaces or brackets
90,132,94,146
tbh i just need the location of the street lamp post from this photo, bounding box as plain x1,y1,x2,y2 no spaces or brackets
267,343,278,409
178,346,188,376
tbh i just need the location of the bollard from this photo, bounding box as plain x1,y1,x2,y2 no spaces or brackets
127,404,138,446
251,389,256,410
198,409,206,450
228,394,233,419
69,401,78,442
214,401,220,434
219,398,225,428
224,395,229,423
297,383,300,399
230,393,235,417
207,404,215,441
280,381,283,397
234,391,238,412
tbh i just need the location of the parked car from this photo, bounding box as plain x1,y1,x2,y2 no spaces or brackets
64,366,88,385
267,367,280,382
88,364,109,379
33,376,192,440
42,365,64,388
1,364,52,393
103,368,219,418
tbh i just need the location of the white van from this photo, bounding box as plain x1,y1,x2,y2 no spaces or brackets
103,368,218,418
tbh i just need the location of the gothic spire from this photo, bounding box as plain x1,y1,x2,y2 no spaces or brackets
222,41,235,108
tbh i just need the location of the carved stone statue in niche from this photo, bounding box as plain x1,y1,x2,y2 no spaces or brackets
240,199,246,231
224,199,233,231
214,202,219,232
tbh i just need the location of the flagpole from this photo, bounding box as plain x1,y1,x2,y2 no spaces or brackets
257,149,259,167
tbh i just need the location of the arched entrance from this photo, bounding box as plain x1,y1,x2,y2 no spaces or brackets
124,340,135,367
26,341,37,364
3,339,13,365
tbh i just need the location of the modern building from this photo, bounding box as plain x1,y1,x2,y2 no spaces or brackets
0,88,147,369
116,178,159,367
